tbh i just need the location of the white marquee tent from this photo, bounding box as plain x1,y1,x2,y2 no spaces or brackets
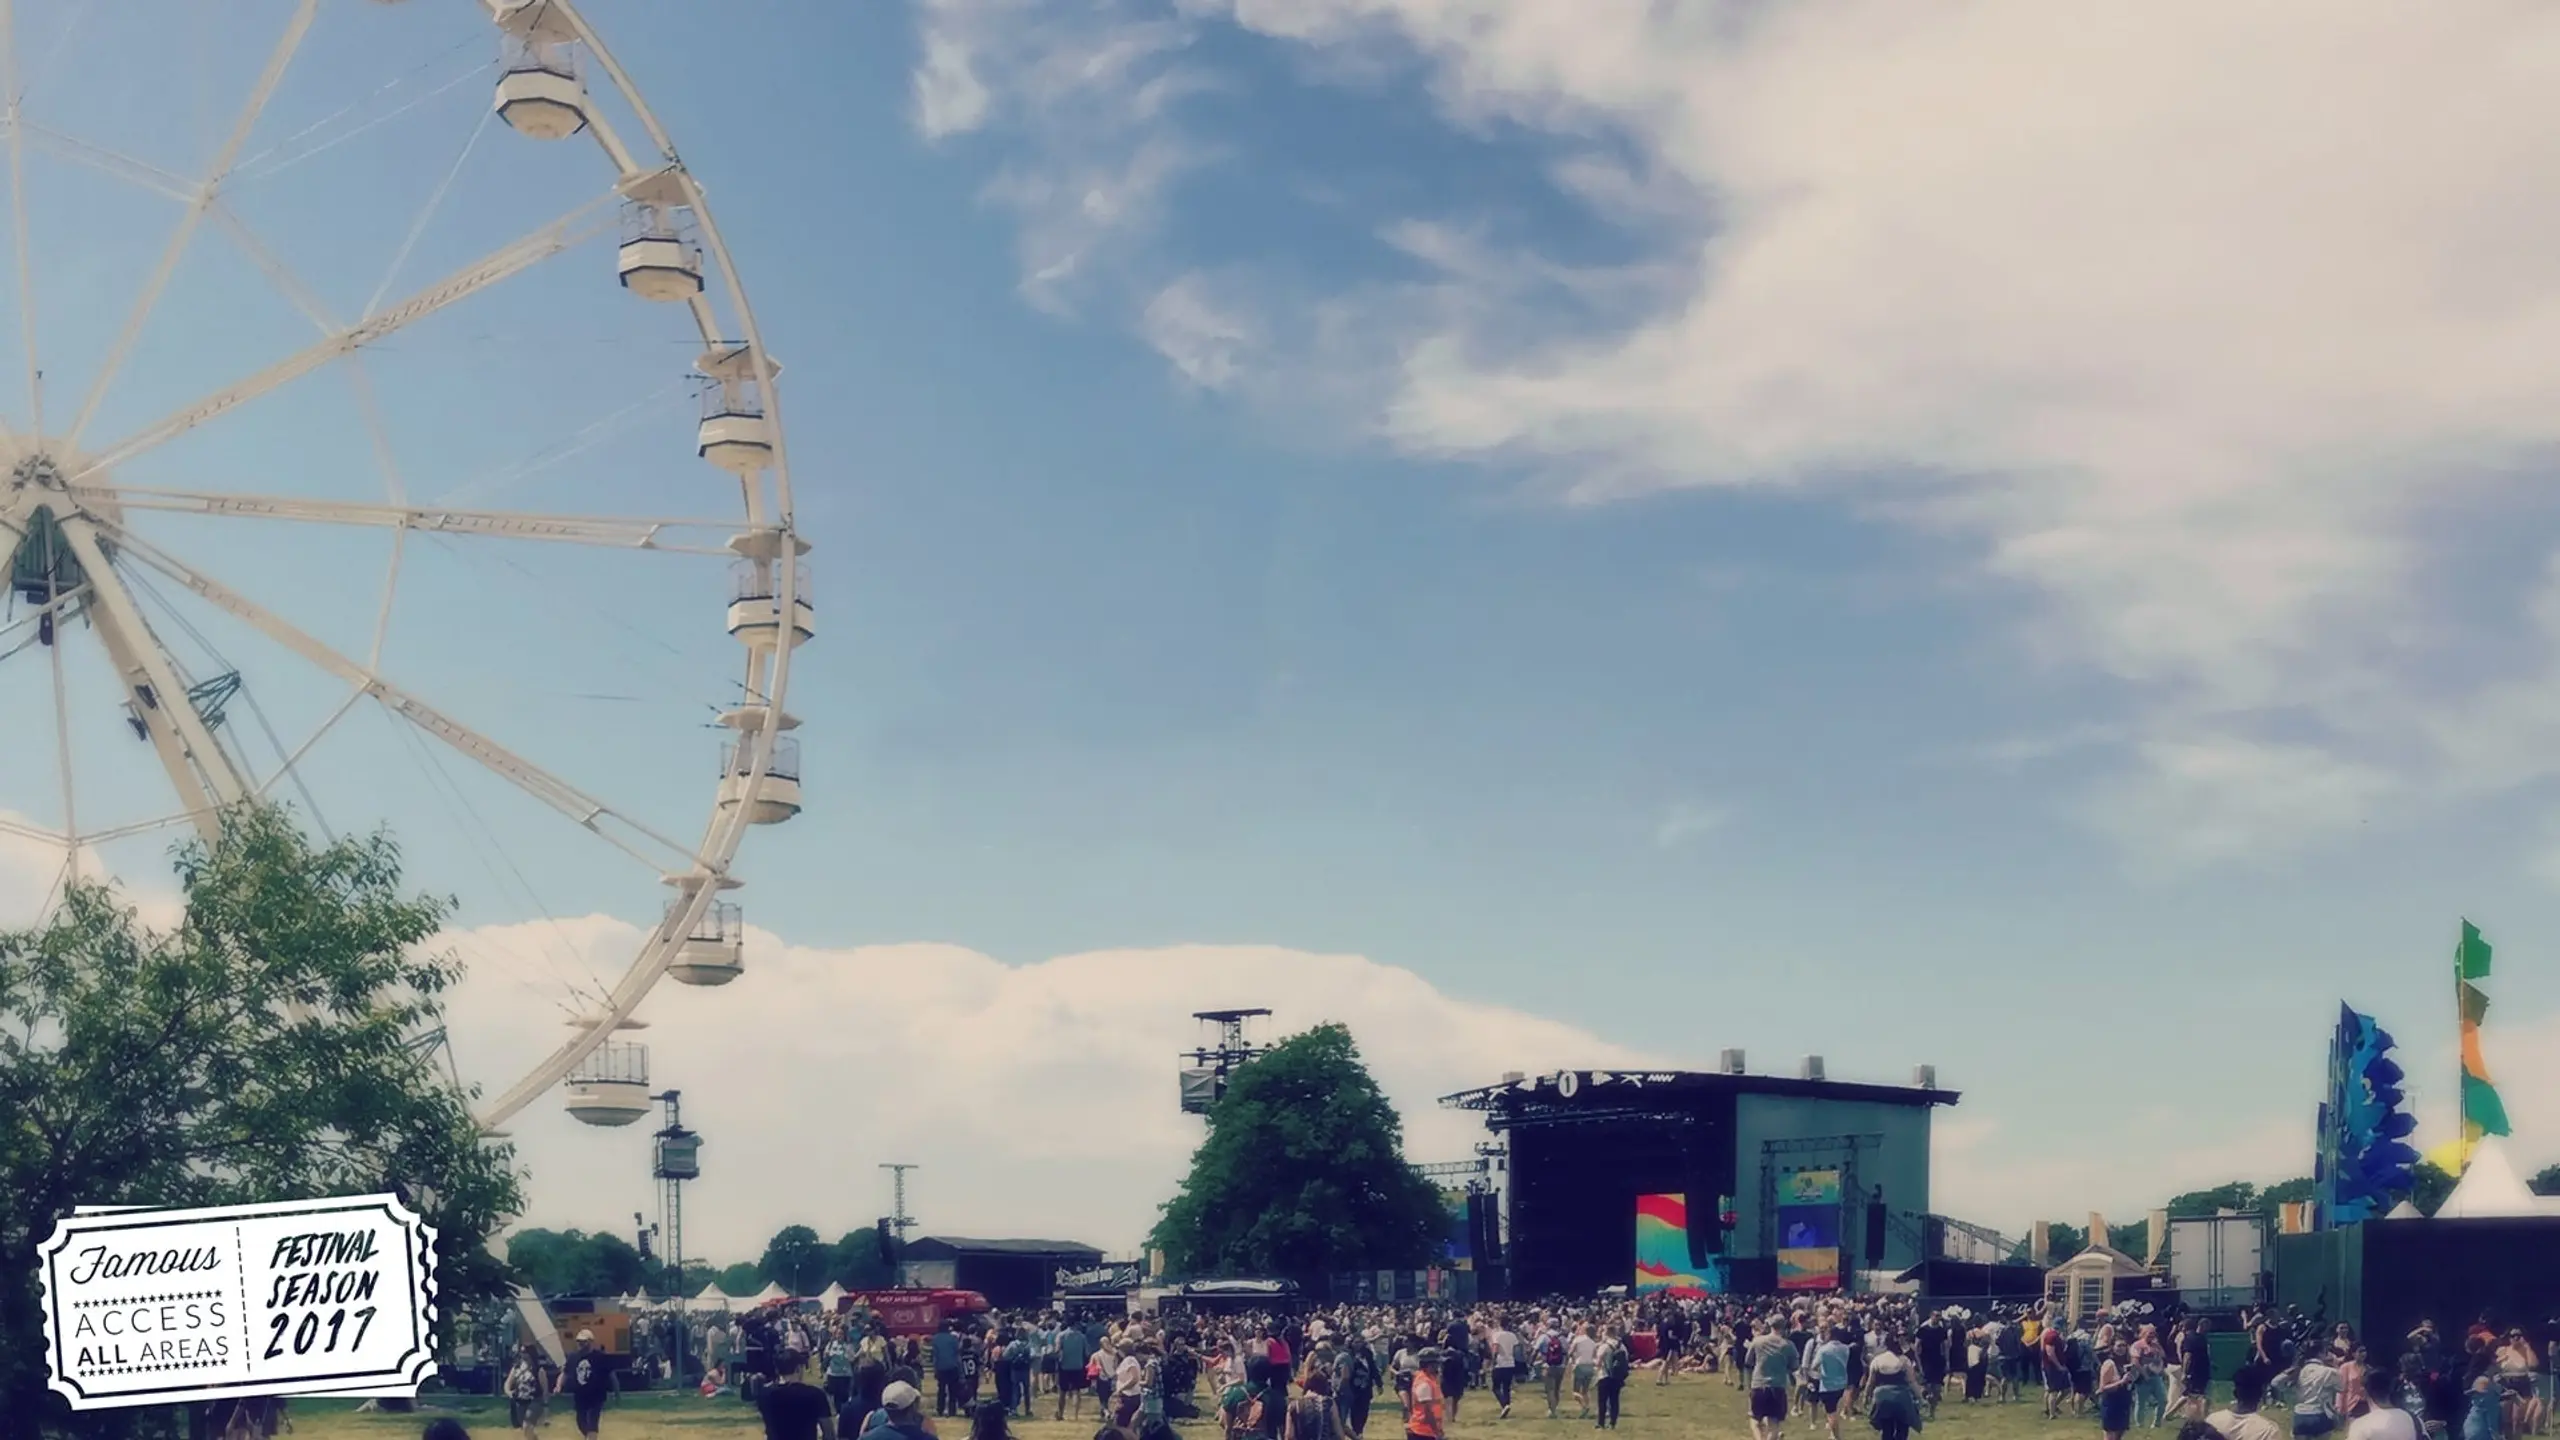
2435,1138,2560,1219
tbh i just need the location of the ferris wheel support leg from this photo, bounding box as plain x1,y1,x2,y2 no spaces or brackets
49,511,249,841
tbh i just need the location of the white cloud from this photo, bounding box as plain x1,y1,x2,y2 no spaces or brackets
2082,737,2395,872
1142,273,1258,390
912,0,2560,865
1652,800,1728,849
441,920,1664,1262
912,30,992,138
1929,1112,2313,1236
910,0,1214,315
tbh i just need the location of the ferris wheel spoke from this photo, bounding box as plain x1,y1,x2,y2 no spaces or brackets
98,518,716,877
90,486,754,554
0,813,63,845
207,200,334,333
58,0,320,454
46,511,248,843
70,190,619,482
15,120,193,204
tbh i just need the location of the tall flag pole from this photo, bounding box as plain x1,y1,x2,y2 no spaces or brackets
2432,920,2512,1176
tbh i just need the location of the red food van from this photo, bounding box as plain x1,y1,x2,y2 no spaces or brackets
834,1288,991,1336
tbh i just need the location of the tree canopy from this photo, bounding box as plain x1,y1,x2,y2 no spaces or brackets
762,1224,829,1295
2531,1163,2560,1198
2409,1159,2456,1216
509,1228,652,1299
828,1228,897,1290
0,806,522,1438
1150,1022,1447,1278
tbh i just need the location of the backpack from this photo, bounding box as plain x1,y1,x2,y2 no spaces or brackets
1347,1348,1378,1391
1603,1344,1630,1382
1541,1334,1567,1368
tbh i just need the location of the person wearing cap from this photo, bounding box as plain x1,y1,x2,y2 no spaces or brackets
557,1330,614,1440
761,1346,840,1440
860,1380,938,1440
1407,1350,1448,1440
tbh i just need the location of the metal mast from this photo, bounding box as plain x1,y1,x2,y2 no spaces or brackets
880,1162,918,1241
650,1090,699,1295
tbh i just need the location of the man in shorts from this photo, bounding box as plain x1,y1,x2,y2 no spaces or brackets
1749,1320,1799,1440
1056,1318,1092,1422
558,1330,614,1440
2042,1320,2073,1419
1813,1328,1855,1440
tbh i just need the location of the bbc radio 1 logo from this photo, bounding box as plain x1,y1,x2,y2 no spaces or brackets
40,1194,439,1411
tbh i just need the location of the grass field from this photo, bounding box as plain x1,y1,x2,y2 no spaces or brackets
268,1382,2238,1440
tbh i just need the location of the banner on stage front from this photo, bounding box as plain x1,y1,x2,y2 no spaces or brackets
1776,1246,1840,1291
1633,1193,1725,1296
1783,1169,1841,1206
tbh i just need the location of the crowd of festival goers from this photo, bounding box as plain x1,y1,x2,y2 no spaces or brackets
462,1290,2550,1440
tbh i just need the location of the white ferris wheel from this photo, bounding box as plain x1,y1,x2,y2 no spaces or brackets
0,0,808,1133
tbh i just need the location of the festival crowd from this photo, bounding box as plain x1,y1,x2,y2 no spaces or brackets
466,1289,2550,1440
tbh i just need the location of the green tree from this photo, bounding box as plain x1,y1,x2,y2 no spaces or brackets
762,1224,830,1296
828,1228,897,1290
2166,1182,2260,1216
717,1261,767,1295
509,1228,650,1298
2261,1177,2317,1206
1150,1023,1446,1278
2530,1164,2560,1198
2410,1160,2456,1216
0,806,522,1439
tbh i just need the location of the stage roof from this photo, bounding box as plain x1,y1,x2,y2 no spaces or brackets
1440,1067,1960,1118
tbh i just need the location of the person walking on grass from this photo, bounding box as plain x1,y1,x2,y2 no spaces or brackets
1408,1351,1449,1440
1865,1342,1923,1440
1814,1328,1856,1440
1594,1326,1631,1431
2100,1342,2136,1440
558,1330,614,1440
761,1350,841,1440
1751,1319,1800,1440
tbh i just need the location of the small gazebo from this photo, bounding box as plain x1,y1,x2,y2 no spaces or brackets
2045,1244,2150,1323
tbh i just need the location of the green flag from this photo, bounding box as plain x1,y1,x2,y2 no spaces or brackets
2463,1072,2512,1136
2457,920,2493,979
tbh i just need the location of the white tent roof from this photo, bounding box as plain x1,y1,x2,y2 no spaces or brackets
2383,1200,2424,1220
750,1280,789,1301
817,1282,848,1306
2436,1138,2560,1219
689,1283,736,1313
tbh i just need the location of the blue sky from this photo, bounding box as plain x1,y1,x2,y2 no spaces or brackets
8,0,2560,1258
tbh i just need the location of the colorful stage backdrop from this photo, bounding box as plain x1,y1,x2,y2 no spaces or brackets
1776,1169,1842,1291
1634,1193,1728,1295
1441,1189,1473,1270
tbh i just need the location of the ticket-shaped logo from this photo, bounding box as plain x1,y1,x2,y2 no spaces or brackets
38,1194,437,1410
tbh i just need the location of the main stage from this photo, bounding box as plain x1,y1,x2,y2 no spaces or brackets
1443,1061,1960,1296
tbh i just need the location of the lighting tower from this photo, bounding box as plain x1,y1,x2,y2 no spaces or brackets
1178,1007,1273,1115
880,1162,919,1241
650,1090,700,1295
